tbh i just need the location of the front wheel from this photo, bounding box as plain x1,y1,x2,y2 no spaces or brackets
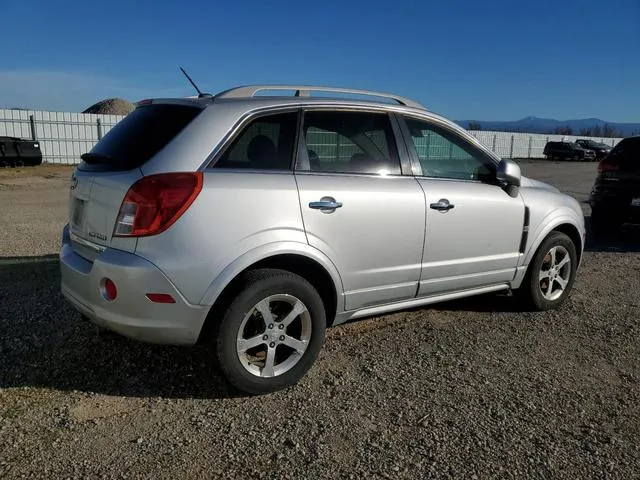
517,232,578,311
214,268,326,395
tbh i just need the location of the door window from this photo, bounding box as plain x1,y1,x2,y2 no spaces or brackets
299,110,402,175
213,111,298,170
402,117,495,181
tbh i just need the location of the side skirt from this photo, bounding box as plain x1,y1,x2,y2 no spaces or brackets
332,283,511,326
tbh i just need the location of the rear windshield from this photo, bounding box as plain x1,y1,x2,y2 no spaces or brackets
81,103,201,170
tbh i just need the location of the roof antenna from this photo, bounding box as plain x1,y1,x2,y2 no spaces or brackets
179,66,212,98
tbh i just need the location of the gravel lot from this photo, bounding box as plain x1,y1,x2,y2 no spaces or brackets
1,161,639,479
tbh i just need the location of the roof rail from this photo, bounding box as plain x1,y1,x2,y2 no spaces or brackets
214,85,425,109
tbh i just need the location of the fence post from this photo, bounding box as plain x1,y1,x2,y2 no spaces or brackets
527,136,533,158
96,118,103,140
509,135,514,159
29,115,37,141
492,134,497,152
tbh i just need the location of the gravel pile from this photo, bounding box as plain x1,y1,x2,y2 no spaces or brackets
0,161,638,479
82,98,135,116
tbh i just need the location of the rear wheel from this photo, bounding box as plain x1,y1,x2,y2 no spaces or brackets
214,268,326,395
518,232,577,311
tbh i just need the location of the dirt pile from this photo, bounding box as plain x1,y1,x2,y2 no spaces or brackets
82,98,135,115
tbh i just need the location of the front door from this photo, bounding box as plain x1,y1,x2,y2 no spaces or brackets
295,109,426,311
397,114,525,296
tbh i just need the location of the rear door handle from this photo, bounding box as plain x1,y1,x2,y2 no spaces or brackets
309,196,342,213
430,199,455,211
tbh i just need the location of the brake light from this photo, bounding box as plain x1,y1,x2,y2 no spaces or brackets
114,172,203,237
597,159,619,173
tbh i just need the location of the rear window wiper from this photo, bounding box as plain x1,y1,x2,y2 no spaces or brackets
80,152,114,164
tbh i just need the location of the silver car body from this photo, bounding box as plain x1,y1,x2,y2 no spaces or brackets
60,86,586,345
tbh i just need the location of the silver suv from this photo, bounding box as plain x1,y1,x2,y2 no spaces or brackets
60,85,585,394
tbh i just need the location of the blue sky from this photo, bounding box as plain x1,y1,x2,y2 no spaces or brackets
2,0,639,122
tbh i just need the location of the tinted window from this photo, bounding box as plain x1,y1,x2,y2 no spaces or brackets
299,111,401,175
82,104,201,170
403,117,494,181
214,112,297,170
611,138,640,166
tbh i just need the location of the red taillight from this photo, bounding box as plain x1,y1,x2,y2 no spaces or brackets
102,278,118,301
114,172,203,237
146,293,176,304
597,159,619,173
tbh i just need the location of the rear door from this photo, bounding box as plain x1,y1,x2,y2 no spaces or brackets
396,114,525,296
294,108,426,311
69,103,202,261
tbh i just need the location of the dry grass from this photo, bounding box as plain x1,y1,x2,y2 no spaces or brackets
0,163,75,180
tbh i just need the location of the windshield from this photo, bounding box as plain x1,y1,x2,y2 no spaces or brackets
81,103,202,170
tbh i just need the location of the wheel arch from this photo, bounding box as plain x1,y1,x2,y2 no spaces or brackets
197,247,343,344
523,206,585,267
550,223,583,265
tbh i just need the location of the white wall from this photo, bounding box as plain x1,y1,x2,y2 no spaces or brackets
468,130,621,159
0,108,623,164
0,109,124,164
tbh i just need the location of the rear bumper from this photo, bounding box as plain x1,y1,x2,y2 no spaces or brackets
590,179,640,222
59,224,209,345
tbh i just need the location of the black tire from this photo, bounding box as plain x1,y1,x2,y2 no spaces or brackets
590,207,622,238
214,268,326,395
517,232,578,311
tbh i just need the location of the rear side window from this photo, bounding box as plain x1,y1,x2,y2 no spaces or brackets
81,104,201,170
213,112,298,170
610,138,640,165
299,110,401,175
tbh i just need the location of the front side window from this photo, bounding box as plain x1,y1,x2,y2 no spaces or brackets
403,117,495,181
299,110,402,175
213,111,297,170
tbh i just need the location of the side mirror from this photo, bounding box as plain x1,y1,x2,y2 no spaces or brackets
496,159,521,197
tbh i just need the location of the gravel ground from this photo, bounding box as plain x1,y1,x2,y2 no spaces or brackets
1,161,639,479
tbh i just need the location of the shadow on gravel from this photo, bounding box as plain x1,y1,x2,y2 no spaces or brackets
426,292,524,314
583,215,640,253
0,255,244,400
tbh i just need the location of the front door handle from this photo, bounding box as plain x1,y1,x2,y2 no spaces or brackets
430,199,455,211
309,196,342,213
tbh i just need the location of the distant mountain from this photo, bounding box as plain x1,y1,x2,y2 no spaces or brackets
455,116,640,137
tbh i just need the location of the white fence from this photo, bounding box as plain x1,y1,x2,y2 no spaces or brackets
0,108,624,165
0,109,124,165
468,130,622,159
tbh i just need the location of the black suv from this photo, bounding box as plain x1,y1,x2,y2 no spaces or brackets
0,136,42,167
589,136,640,235
575,139,612,160
543,141,596,161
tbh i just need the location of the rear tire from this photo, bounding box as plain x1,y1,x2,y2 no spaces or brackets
517,232,577,311
214,268,326,395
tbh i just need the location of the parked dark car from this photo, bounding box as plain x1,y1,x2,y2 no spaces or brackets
575,139,612,160
0,136,43,167
589,136,640,235
543,141,596,161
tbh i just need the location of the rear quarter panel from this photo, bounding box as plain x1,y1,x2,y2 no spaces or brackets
133,171,312,305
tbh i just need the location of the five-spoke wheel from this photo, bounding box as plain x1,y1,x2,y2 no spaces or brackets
215,269,326,395
519,231,578,311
